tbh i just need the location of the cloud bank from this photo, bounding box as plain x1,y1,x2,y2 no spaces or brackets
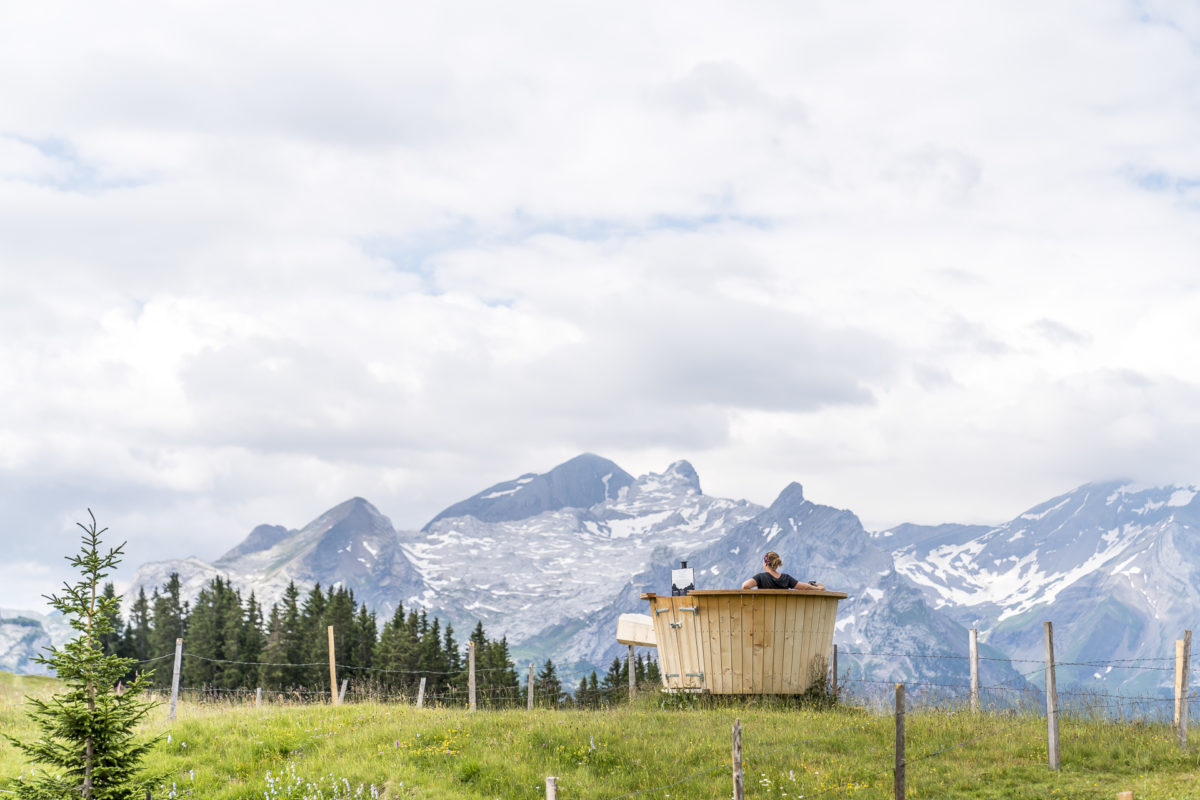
1,1,1199,607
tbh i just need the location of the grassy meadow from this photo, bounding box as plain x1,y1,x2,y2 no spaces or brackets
2,672,1199,799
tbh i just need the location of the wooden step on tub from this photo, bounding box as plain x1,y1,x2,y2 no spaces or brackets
633,589,847,694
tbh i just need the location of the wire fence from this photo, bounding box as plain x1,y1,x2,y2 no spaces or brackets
136,634,1198,721
119,628,1197,799
835,645,1197,725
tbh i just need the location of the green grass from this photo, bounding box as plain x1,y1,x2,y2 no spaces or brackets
2,672,1199,799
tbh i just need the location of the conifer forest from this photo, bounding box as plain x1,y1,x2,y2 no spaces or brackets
108,574,658,708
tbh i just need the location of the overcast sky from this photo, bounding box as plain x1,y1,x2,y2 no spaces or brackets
2,1,1199,610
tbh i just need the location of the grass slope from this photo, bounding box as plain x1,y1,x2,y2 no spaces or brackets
2,672,1198,799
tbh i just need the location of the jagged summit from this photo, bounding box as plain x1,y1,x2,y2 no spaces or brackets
663,460,702,493
422,453,635,530
771,481,805,508
218,524,292,563
126,495,421,622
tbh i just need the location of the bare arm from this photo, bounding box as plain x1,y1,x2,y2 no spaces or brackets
741,577,758,589
793,581,826,591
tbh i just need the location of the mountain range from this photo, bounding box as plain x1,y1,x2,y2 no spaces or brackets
4,454,1196,698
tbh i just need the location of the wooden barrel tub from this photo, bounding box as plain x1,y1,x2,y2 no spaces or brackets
629,589,847,694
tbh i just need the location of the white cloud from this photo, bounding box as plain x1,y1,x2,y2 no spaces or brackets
1,1,1199,606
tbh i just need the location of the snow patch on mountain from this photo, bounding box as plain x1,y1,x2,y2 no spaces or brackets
407,460,759,644
1168,489,1196,507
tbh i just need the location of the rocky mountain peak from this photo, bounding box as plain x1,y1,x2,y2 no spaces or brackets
662,460,701,493
422,453,635,530
217,524,293,564
770,481,805,510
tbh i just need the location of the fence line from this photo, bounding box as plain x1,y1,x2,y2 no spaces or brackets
140,635,1198,719
840,649,1176,671
127,648,1195,717
80,622,1199,799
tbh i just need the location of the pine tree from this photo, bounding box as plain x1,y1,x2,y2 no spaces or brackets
299,583,328,690
573,671,601,708
601,656,628,704
645,655,661,685
480,635,520,708
259,604,287,691
5,511,160,799
442,623,460,675
259,581,304,689
534,659,564,708
373,605,408,695
122,588,151,665
148,574,186,691
181,576,243,690
240,591,265,680
349,603,377,679
95,583,124,658
322,586,356,692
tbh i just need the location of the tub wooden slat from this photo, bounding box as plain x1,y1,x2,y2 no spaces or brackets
781,595,797,692
640,590,845,694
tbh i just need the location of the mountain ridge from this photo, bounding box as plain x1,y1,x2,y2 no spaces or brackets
7,455,1194,697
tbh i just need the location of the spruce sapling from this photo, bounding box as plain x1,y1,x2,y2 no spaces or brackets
6,510,162,799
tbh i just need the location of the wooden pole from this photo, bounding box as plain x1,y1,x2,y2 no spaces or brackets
468,640,477,712
732,718,744,800
628,644,636,702
168,637,183,722
969,628,980,713
528,662,535,711
416,676,426,709
1118,792,1133,800
327,625,339,706
831,644,838,697
255,687,262,708
1176,638,1185,727
894,683,905,800
339,678,349,704
1180,630,1192,750
1045,621,1060,770
545,776,558,800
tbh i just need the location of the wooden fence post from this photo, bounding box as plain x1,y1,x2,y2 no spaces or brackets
416,676,426,709
255,687,262,708
339,678,349,704
969,628,980,713
168,637,183,722
894,683,905,800
1045,621,1060,770
1117,792,1133,800
831,644,838,697
732,718,744,800
628,644,636,702
545,776,558,800
1176,638,1184,727
327,625,339,706
1179,630,1191,750
528,662,535,711
468,640,477,712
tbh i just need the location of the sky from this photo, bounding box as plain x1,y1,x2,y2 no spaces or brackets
2,1,1199,611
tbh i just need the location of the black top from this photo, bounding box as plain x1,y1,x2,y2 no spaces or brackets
752,571,799,590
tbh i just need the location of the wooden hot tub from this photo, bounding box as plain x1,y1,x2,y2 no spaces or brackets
632,589,846,694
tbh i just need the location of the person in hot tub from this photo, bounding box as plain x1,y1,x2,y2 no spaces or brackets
741,551,826,591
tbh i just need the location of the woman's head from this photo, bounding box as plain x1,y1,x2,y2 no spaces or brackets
763,551,782,570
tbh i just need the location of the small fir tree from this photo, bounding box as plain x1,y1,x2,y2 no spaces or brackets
534,658,564,707
6,511,160,799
